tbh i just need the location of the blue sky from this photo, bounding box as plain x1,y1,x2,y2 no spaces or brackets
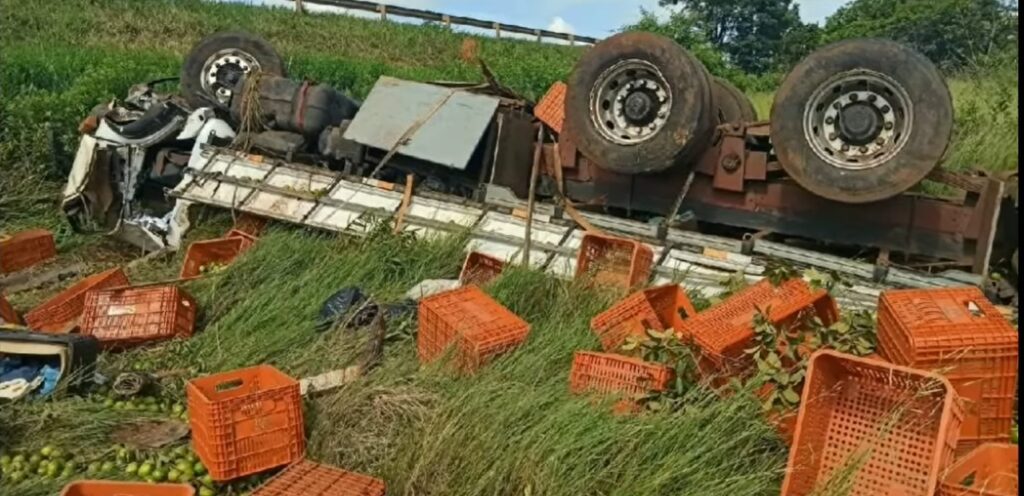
228,0,849,39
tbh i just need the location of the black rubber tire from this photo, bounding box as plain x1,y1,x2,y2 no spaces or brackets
180,31,286,109
712,77,757,124
565,32,714,175
770,38,953,204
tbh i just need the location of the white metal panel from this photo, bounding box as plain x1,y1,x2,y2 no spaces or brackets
343,77,500,170
306,180,403,232
467,212,570,269
402,196,483,237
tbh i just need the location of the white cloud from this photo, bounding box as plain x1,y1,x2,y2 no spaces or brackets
547,16,575,34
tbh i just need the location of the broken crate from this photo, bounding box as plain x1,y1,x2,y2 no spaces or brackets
251,459,386,496
938,443,1018,496
24,267,129,333
180,236,249,278
590,284,697,352
781,350,963,496
187,365,305,481
80,285,196,348
417,285,530,373
575,232,654,290
877,286,1018,456
0,228,56,274
678,278,838,375
458,251,506,287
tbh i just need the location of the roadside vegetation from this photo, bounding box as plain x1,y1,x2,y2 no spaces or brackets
0,0,1018,494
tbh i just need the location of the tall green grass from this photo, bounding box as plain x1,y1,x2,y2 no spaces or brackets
0,227,788,495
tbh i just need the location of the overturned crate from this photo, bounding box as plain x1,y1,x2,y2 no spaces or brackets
0,291,20,324
251,459,386,496
938,443,1018,496
80,285,197,349
0,228,56,274
679,278,838,375
458,251,506,287
180,237,248,278
228,212,268,238
187,365,305,482
418,285,530,373
60,481,195,496
590,284,697,352
781,350,963,496
24,267,129,333
877,287,1018,456
569,351,673,397
575,232,654,290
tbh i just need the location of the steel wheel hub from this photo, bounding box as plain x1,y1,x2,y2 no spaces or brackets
202,49,262,104
803,70,912,170
590,59,672,145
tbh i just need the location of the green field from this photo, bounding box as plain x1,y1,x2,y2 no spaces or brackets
0,1,1018,495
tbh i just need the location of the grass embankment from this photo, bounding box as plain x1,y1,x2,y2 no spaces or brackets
1,223,788,496
0,0,1019,239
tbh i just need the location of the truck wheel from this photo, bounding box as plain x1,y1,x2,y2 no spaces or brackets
770,38,952,203
712,77,757,124
565,32,714,175
180,31,286,109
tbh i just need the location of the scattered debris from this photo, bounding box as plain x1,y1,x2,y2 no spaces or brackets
315,286,377,332
404,278,460,300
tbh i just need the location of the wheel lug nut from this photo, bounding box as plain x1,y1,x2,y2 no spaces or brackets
884,122,894,130
832,102,841,109
875,137,885,145
849,94,859,101
825,117,834,125
881,105,891,113
868,94,877,102
828,133,838,140
841,144,850,151
859,146,868,153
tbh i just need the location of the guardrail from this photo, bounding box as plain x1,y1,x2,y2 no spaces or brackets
293,0,598,45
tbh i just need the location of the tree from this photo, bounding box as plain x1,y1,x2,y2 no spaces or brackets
625,8,734,77
657,0,807,74
822,0,1018,69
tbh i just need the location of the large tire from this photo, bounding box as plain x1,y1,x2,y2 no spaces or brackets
565,32,714,175
770,38,953,203
180,31,286,109
712,77,757,124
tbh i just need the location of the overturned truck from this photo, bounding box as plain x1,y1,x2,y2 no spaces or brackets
62,31,1018,305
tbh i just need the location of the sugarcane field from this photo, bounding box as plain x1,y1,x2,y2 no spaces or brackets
0,0,1019,495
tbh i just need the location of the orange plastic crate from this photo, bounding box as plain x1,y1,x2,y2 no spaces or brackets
458,251,506,287
678,278,838,374
252,459,386,496
417,285,530,373
0,291,20,324
229,213,268,238
24,267,129,333
782,350,964,496
569,351,673,397
877,287,1018,456
60,481,195,496
180,237,247,278
575,233,654,290
0,228,56,274
938,443,1018,496
187,365,305,482
534,81,567,134
590,284,697,351
80,285,197,348
226,229,258,251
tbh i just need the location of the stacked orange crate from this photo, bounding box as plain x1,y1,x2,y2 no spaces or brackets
937,443,1018,496
877,287,1018,456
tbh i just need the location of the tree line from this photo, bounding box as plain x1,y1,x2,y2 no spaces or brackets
628,0,1018,89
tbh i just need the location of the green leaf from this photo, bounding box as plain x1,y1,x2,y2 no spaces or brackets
782,388,801,404
766,352,782,369
774,371,790,384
